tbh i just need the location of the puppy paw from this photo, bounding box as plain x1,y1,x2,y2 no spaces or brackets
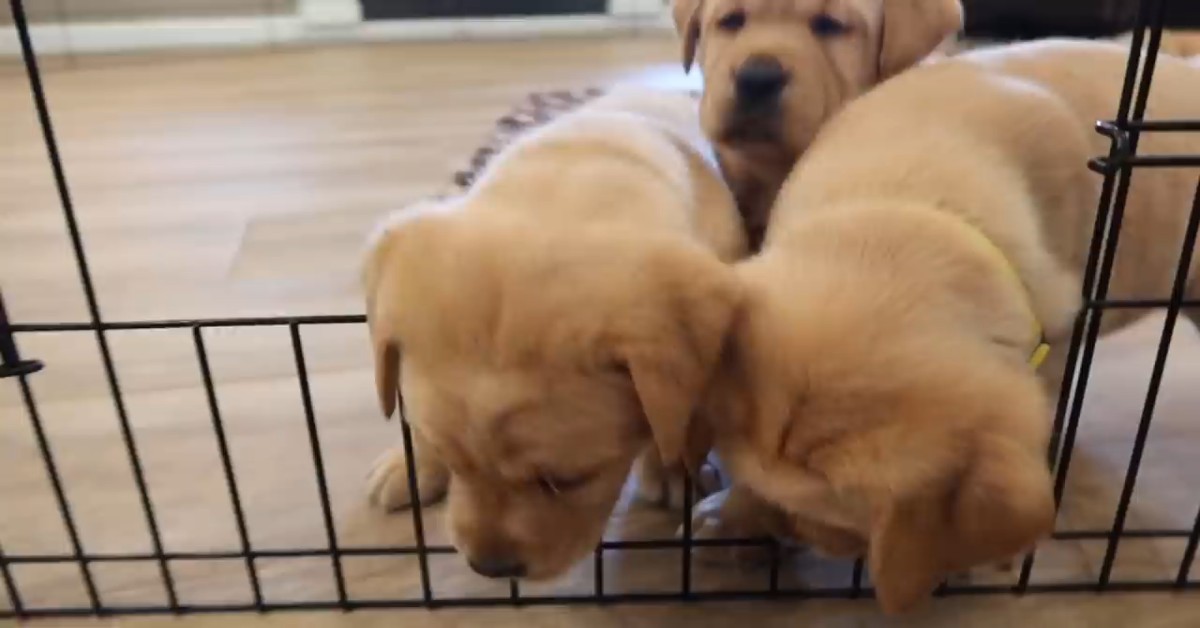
946,560,1019,585
635,458,724,510
682,488,777,567
366,449,449,512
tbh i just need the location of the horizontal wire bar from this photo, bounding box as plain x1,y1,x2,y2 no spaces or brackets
1089,298,1200,309
13,298,1200,336
5,580,1199,619
4,529,1189,565
9,315,366,333
1091,155,1200,171
12,295,1200,336
2,547,454,564
1054,529,1193,540
1124,120,1200,132
8,315,366,333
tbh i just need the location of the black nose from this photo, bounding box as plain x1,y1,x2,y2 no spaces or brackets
468,556,527,579
735,56,789,107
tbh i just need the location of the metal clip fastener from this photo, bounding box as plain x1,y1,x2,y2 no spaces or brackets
0,290,43,379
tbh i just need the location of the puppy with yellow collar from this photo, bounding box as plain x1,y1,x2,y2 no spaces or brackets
692,38,1200,613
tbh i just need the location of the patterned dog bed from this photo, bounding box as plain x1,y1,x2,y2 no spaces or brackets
451,87,608,191
449,86,707,192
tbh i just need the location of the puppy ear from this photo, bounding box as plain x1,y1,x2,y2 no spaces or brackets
671,0,704,73
868,435,1054,614
362,200,457,419
364,227,405,419
372,339,402,418
619,242,740,474
877,0,963,80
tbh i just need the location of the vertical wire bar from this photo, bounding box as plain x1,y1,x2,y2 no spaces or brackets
192,328,263,609
399,417,434,606
593,547,604,598
680,477,693,599
1044,314,1090,469
16,375,101,610
850,559,865,598
1177,506,1200,587
508,579,521,604
0,543,24,617
1016,0,1164,591
289,325,348,607
1098,179,1200,588
767,542,780,595
8,0,177,609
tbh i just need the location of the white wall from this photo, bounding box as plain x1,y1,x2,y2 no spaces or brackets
608,0,665,16
0,0,671,56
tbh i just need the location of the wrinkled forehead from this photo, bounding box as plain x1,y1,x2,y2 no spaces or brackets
704,0,876,22
419,368,641,475
390,271,538,365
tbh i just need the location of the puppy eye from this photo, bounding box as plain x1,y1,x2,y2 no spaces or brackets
810,14,849,37
716,10,746,33
607,361,631,377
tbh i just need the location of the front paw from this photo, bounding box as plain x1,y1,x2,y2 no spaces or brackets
946,560,1019,585
683,488,779,567
634,457,724,510
366,449,449,512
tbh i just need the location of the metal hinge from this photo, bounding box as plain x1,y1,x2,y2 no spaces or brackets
0,290,43,379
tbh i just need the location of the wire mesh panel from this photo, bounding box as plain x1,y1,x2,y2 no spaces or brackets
1,0,1199,618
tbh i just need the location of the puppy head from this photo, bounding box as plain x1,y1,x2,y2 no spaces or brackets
364,202,738,580
671,0,962,158
707,258,1054,613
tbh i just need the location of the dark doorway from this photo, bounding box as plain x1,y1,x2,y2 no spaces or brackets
361,0,607,20
963,0,1200,39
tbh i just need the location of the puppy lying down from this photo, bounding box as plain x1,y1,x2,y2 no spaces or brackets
696,40,1200,613
362,87,746,580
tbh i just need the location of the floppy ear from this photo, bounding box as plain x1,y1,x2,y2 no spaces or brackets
364,227,405,419
368,310,402,419
671,0,704,74
362,200,458,419
877,0,963,80
868,435,1054,614
619,243,741,474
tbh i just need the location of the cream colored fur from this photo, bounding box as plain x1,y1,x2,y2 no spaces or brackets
671,0,964,247
697,40,1200,613
362,87,746,580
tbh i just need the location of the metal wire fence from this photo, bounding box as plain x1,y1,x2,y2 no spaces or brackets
1,0,1199,618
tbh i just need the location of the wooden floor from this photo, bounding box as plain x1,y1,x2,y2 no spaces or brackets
2,36,1200,626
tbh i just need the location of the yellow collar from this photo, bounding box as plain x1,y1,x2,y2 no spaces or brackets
943,215,1051,369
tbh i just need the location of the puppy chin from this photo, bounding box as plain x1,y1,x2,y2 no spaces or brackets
719,108,786,147
520,534,606,582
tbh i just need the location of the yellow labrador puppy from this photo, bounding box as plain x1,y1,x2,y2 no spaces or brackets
671,0,964,247
697,40,1200,613
362,87,745,580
